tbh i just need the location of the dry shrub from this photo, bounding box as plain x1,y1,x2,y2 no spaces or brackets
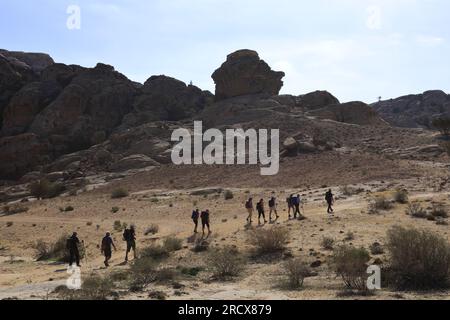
333,245,370,291
34,235,85,262
321,237,335,250
386,226,450,290
207,246,244,279
111,187,129,199
163,236,183,252
249,227,289,255
394,190,409,204
406,202,428,219
145,224,159,235
30,179,65,199
283,258,312,289
368,196,394,214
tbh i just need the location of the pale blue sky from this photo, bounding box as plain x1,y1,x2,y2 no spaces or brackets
1,0,449,103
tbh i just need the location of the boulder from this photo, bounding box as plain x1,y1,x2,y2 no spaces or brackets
309,101,386,126
298,91,340,110
212,49,285,101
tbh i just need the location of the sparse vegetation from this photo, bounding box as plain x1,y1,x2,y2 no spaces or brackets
30,179,65,199
370,242,384,255
59,206,74,213
321,237,335,250
6,221,13,227
207,246,244,279
140,244,170,261
163,236,183,252
345,232,355,241
368,196,394,214
333,245,371,291
111,187,129,199
394,189,409,204
2,204,29,215
145,224,159,235
55,275,116,300
249,227,289,255
224,190,234,200
129,257,159,292
431,204,448,218
406,202,428,219
432,117,450,137
283,258,312,289
386,226,450,290
113,220,127,232
111,207,120,213
34,235,85,262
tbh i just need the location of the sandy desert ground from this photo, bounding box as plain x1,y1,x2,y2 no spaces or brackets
1,149,450,300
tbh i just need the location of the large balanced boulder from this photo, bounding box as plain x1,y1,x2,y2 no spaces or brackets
212,49,285,101
298,91,340,110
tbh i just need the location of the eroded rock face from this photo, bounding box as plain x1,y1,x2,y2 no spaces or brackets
372,90,450,128
0,133,49,179
120,75,213,129
0,49,54,73
212,49,285,101
29,63,138,153
309,101,386,126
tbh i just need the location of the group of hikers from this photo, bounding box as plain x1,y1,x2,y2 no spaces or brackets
66,225,137,268
66,189,336,268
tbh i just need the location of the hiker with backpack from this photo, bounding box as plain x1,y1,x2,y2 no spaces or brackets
287,194,294,219
325,189,335,214
293,194,302,219
201,209,211,235
245,198,254,224
192,208,200,233
256,199,267,225
66,232,81,267
268,197,279,221
123,225,137,262
101,232,117,267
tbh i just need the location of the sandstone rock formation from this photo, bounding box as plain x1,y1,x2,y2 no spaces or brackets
372,90,450,128
212,49,285,101
308,101,386,126
0,49,54,73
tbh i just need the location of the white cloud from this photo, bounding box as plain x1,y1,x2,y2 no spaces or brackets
415,35,445,46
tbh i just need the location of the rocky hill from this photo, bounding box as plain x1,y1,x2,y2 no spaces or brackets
0,48,431,184
372,90,450,128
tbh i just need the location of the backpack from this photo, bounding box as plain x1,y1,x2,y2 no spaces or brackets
123,229,131,241
192,210,199,220
325,192,332,202
269,199,275,207
245,201,252,209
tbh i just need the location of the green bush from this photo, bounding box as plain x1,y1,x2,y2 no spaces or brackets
333,246,371,291
386,226,450,290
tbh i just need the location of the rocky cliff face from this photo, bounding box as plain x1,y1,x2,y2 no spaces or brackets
212,49,285,101
0,48,393,181
372,90,450,128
